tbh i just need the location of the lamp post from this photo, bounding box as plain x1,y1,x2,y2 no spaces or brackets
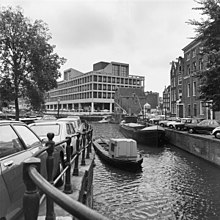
57,98,60,118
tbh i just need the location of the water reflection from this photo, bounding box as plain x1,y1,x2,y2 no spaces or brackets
92,123,220,220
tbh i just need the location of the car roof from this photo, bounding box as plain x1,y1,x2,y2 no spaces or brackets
29,121,70,126
0,120,25,125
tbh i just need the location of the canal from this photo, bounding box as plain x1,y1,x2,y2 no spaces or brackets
91,123,220,220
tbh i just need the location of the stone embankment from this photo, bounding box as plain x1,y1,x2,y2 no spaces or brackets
165,129,220,167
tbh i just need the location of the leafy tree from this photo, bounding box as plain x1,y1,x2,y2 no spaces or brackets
0,6,66,119
188,0,220,110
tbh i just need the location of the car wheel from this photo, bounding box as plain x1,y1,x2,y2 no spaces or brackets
169,125,174,129
160,124,164,127
177,126,181,130
188,128,194,134
215,131,220,139
54,158,65,187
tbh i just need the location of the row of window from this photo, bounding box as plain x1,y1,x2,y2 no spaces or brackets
48,92,115,102
57,73,143,90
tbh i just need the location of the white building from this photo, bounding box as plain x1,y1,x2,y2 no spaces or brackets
45,61,145,114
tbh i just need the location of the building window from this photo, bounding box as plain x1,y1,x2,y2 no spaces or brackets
187,65,191,75
113,65,119,76
178,76,182,85
200,101,205,115
187,84,190,97
186,53,190,61
193,103,197,116
192,49,196,57
188,104,191,116
192,61,196,72
199,59,203,70
193,81,196,96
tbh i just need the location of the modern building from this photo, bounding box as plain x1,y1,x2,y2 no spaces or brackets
45,61,145,114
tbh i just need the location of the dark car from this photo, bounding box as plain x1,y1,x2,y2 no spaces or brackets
0,120,65,220
185,119,220,134
175,118,204,130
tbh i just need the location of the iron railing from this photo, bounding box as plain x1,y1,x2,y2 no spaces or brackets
22,126,110,220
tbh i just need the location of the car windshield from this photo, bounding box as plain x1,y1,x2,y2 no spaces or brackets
31,124,60,136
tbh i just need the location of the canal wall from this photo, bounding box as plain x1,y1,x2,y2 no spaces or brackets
165,129,220,167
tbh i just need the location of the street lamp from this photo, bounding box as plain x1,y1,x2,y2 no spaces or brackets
57,98,60,118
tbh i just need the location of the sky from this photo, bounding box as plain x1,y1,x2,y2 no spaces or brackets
1,0,202,96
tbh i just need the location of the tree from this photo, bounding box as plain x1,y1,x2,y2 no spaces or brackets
188,0,220,110
0,6,66,119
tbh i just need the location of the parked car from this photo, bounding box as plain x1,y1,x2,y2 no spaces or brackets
211,126,220,139
29,121,77,156
167,118,192,129
159,117,180,127
64,116,83,132
185,119,220,134
0,120,65,220
175,118,204,130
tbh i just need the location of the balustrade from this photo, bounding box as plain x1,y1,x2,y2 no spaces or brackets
22,126,109,220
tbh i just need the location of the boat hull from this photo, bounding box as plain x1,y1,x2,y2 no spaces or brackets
119,124,165,146
93,139,143,172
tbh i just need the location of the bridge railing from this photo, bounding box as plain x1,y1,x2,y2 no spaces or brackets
22,126,110,220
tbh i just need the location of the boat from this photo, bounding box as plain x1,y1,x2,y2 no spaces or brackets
98,115,112,123
93,138,143,171
119,122,165,146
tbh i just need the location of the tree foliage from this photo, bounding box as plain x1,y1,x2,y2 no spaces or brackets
0,6,66,118
188,0,220,110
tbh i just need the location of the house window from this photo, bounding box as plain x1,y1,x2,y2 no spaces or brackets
186,53,190,61
188,104,191,116
200,101,205,115
193,103,197,116
187,84,190,97
199,59,203,70
192,49,196,57
193,81,196,96
178,76,182,85
187,65,191,75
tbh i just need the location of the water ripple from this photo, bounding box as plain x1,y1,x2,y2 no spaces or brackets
92,123,220,220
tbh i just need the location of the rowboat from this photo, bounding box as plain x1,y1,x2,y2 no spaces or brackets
119,122,165,146
93,138,143,171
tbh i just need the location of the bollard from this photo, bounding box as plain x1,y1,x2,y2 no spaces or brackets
73,132,80,176
81,131,86,166
23,157,41,220
64,137,73,194
45,133,56,220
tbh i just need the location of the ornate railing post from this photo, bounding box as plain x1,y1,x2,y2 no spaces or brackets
64,137,73,194
86,130,90,159
45,133,56,220
73,132,80,176
81,131,86,166
23,157,41,220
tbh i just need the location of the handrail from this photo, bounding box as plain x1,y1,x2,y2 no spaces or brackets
28,165,109,220
23,125,110,220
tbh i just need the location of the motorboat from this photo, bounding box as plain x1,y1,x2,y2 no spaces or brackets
93,138,143,171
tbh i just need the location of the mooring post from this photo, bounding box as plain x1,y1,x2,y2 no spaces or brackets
64,136,73,194
73,132,80,176
23,157,41,220
45,133,56,220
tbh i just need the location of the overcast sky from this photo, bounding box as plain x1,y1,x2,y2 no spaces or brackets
1,0,202,96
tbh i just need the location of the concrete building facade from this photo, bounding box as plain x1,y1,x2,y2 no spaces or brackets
45,61,145,114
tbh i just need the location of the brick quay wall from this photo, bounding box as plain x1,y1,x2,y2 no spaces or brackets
165,129,220,167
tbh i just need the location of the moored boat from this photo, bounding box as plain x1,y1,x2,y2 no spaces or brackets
119,122,165,146
93,138,143,171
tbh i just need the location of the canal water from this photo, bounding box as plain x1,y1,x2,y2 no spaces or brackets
91,123,220,220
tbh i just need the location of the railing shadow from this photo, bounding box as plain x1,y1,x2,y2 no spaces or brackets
22,125,110,220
